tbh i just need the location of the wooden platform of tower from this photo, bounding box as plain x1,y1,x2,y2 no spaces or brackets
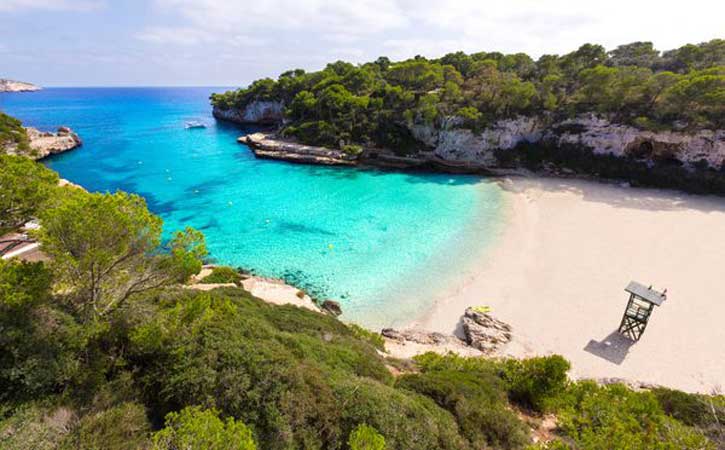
618,281,667,341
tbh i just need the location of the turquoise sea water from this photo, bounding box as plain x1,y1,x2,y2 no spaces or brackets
0,88,504,328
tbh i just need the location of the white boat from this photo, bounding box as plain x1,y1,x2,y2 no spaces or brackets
185,121,206,129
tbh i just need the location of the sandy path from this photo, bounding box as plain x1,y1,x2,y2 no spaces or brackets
413,176,725,393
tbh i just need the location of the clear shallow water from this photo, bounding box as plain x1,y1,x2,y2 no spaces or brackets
1,88,504,328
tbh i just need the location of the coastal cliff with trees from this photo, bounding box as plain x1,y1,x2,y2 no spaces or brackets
2,112,725,448
212,39,725,194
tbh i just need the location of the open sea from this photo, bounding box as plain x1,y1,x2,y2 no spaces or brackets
0,87,505,328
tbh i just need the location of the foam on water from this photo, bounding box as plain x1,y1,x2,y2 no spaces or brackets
1,87,505,328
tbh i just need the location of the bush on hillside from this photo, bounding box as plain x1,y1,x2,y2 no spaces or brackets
499,355,570,412
200,266,242,284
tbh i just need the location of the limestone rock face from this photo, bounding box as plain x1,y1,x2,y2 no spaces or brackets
408,116,544,166
241,132,358,166
213,101,284,125
461,307,512,353
407,114,725,171
541,114,725,169
0,79,41,93
437,116,543,165
7,126,82,160
381,328,482,358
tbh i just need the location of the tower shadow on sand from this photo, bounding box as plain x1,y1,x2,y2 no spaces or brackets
584,331,636,365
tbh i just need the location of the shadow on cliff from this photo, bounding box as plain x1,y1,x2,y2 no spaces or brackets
500,176,725,213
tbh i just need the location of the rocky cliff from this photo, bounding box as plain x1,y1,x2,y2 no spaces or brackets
241,132,357,166
412,114,724,171
4,126,82,160
212,100,284,125
0,79,41,93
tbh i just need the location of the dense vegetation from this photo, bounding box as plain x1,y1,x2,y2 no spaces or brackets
0,112,30,155
211,40,724,152
1,150,724,448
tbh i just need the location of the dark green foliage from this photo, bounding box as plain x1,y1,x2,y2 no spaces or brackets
0,112,30,154
556,382,712,449
397,369,528,449
653,388,725,427
0,154,59,234
332,375,469,450
499,356,570,412
212,39,724,154
0,260,85,403
200,265,242,284
129,288,394,448
36,189,207,323
347,323,385,351
60,401,152,450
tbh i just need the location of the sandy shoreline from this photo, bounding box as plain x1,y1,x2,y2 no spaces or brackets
412,176,725,393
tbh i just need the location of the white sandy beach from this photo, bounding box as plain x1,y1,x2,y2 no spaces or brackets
413,176,725,394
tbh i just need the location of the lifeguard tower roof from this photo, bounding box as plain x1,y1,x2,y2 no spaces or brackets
625,281,667,306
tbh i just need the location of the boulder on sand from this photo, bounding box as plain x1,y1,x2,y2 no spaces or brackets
461,307,512,353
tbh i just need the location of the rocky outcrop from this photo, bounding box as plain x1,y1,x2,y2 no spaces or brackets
25,126,82,160
381,328,483,358
212,101,284,125
241,132,358,166
430,116,543,166
0,79,41,93
381,308,513,359
541,114,725,169
4,126,82,160
409,114,725,171
321,300,343,316
461,307,513,353
240,276,321,312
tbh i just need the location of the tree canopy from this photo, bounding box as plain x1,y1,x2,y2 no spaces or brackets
35,189,207,322
211,39,725,152
0,154,58,235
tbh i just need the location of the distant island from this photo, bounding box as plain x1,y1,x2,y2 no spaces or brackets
0,78,41,93
212,39,725,194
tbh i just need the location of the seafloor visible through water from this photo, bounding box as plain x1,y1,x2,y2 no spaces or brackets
1,87,505,328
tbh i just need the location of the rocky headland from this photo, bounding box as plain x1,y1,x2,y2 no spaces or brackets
21,126,82,160
241,132,358,166
217,100,725,193
0,79,41,93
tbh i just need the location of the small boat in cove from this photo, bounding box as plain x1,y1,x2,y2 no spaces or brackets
185,121,206,129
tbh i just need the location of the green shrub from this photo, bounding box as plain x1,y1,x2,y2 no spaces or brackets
0,402,72,450
153,406,256,450
333,375,470,450
0,260,87,403
500,355,570,412
61,402,151,450
0,112,30,154
349,423,385,450
557,382,712,449
397,369,529,449
129,289,394,449
652,387,725,427
347,323,385,351
201,266,242,284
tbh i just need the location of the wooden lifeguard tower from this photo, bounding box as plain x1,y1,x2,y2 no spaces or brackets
618,281,667,341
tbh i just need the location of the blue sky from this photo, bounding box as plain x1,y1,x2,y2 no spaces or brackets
2,0,723,87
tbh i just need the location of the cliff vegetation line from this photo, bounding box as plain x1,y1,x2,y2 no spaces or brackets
211,39,724,153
